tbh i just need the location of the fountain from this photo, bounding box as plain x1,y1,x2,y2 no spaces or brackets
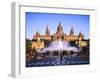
41,38,79,53
40,38,79,65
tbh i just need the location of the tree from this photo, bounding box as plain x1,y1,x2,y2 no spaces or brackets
26,39,32,53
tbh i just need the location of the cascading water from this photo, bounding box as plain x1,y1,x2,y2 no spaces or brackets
40,39,79,65
58,39,63,49
41,39,79,52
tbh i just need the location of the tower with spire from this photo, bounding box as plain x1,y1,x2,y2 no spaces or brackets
45,25,50,36
33,30,40,39
78,31,84,40
36,30,40,36
70,26,74,36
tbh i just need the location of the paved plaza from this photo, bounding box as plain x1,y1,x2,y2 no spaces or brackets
26,55,89,67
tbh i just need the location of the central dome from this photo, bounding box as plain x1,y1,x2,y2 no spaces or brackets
55,22,64,39
57,22,63,33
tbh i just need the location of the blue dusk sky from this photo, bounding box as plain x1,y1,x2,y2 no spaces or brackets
26,12,90,40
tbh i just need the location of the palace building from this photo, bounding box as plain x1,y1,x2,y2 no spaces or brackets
33,22,84,41
31,22,87,49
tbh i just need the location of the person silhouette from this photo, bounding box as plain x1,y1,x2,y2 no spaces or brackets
60,54,62,61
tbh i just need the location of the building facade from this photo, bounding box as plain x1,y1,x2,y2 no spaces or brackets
31,22,85,49
33,22,84,41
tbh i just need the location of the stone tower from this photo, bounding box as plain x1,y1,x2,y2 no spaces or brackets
45,25,50,36
70,26,74,36
78,31,84,40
